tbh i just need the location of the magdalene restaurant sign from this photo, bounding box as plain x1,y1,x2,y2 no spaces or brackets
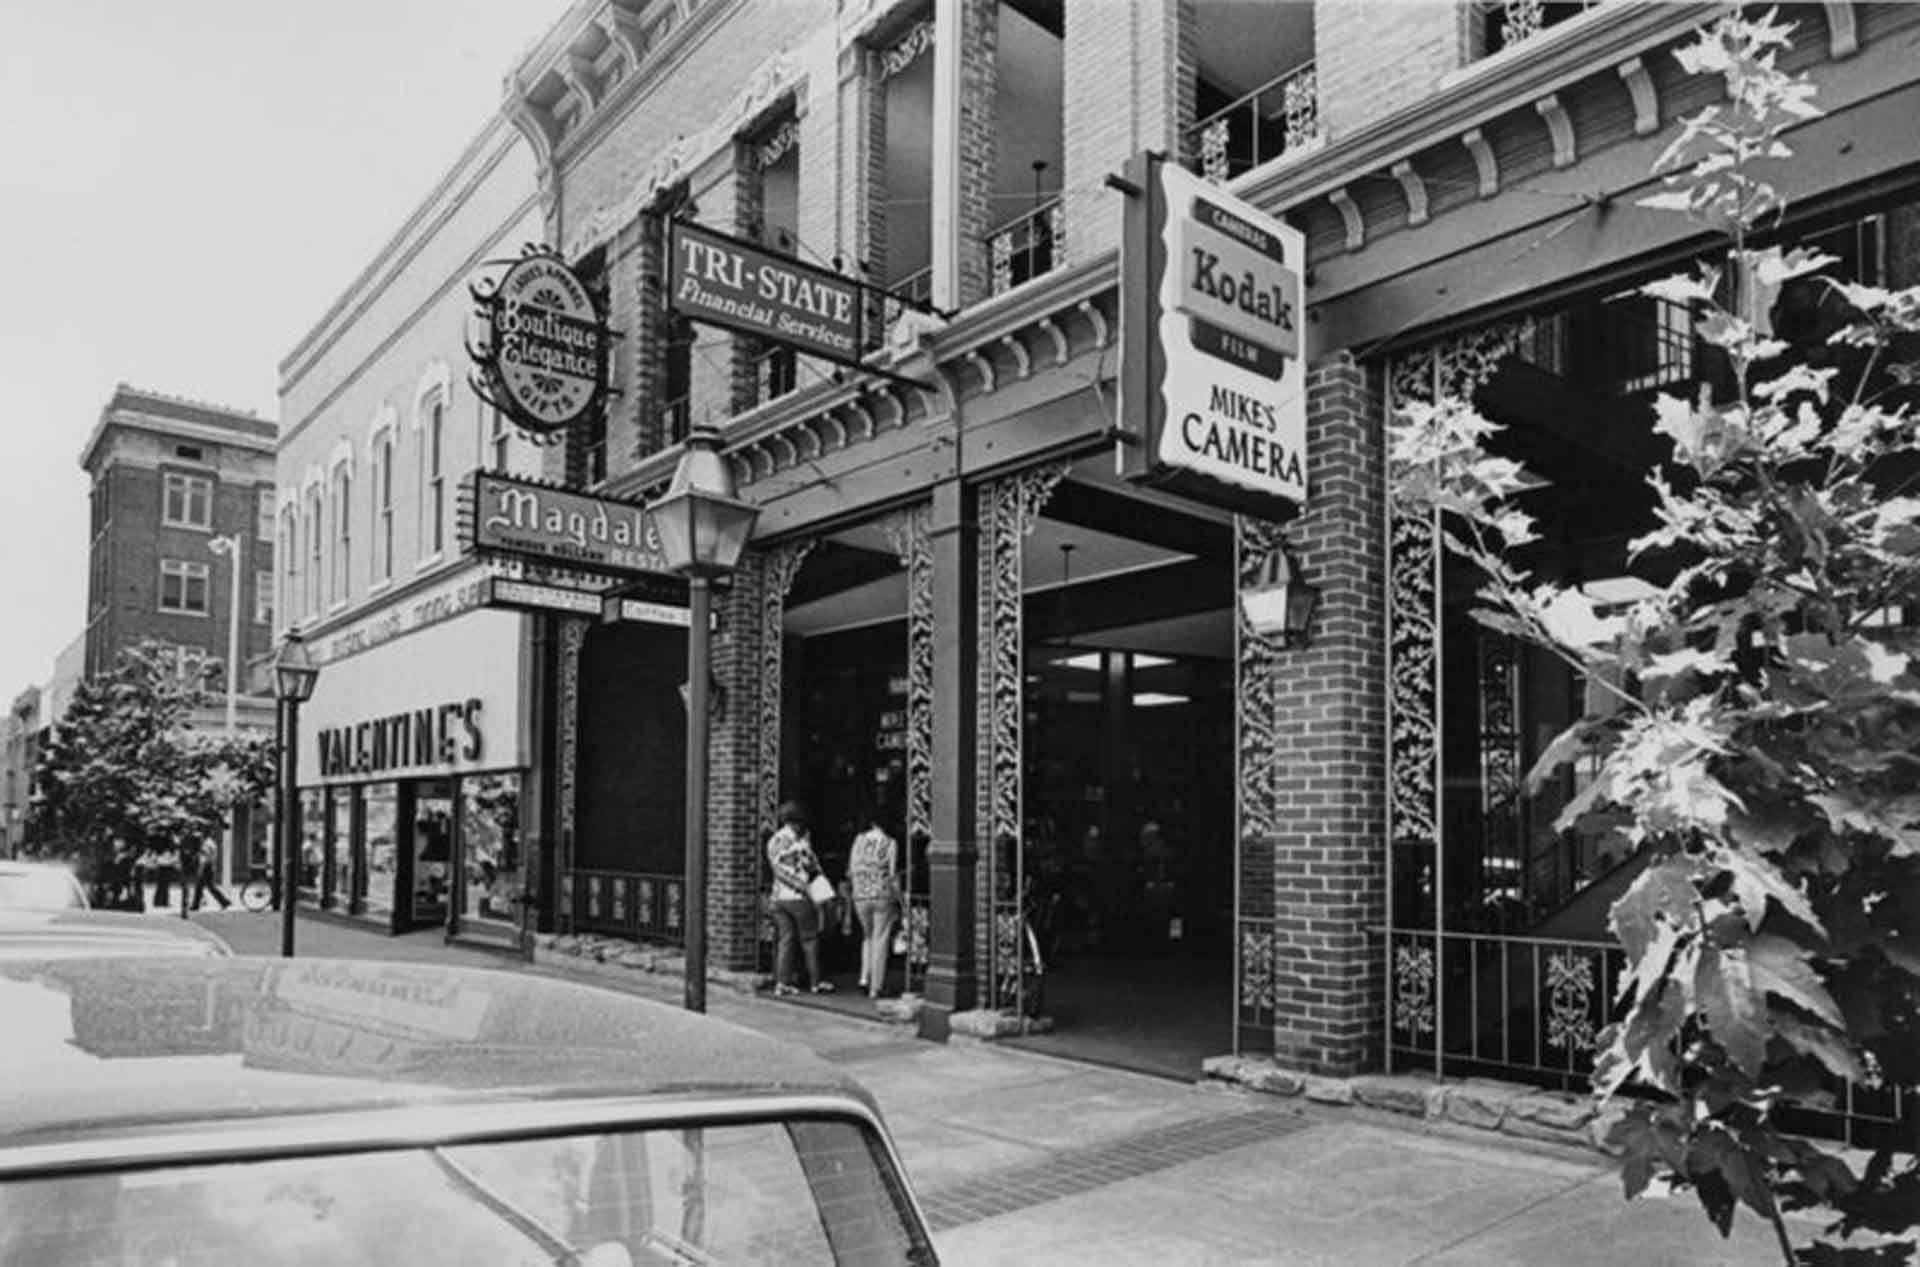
1117,151,1307,520
465,472,672,579
469,246,610,439
668,220,865,369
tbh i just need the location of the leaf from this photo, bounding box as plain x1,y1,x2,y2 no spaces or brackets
1696,945,1767,1074
1719,845,1824,935
1748,934,1845,1028
1610,861,1700,965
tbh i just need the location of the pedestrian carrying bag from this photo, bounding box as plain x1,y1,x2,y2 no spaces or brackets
807,873,836,905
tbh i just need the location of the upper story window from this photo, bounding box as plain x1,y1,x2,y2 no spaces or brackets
254,569,272,626
256,487,273,545
305,486,324,620
278,504,297,631
90,480,110,538
877,10,935,310
158,559,211,616
984,0,1064,297
488,406,510,473
1187,5,1319,185
330,464,352,607
745,113,802,409
421,395,446,559
162,472,213,530
372,429,395,583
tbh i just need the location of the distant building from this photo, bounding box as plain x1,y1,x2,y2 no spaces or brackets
2,688,40,856
79,384,278,689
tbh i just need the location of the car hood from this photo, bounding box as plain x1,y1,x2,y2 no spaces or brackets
0,957,867,1147
0,909,230,959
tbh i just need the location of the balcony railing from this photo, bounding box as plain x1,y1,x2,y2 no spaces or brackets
1479,0,1604,58
986,197,1063,297
1187,61,1321,185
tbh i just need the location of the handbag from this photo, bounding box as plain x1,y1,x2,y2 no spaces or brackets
807,873,836,905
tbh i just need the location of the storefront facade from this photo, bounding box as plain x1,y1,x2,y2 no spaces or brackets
490,0,1920,1113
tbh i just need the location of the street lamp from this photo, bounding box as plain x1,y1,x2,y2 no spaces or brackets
651,426,758,1013
272,627,320,958
208,533,244,889
1240,542,1321,648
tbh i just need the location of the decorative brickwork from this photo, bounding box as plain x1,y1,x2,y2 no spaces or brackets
1313,0,1469,142
707,552,770,971
950,0,997,308
1254,351,1388,1076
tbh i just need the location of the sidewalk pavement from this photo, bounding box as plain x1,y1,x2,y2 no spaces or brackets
188,910,1808,1264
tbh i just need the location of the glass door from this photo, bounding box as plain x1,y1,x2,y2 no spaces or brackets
363,783,398,919
411,779,454,926
459,772,524,936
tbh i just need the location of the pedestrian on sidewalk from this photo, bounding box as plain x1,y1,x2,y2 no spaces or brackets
767,800,832,996
847,807,900,1000
186,840,232,912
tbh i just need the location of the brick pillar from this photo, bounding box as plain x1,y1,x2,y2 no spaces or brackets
1263,351,1387,1076
708,552,768,972
632,214,668,462
1313,0,1470,142
604,221,645,479
931,0,996,310
731,140,767,415
1062,0,1192,264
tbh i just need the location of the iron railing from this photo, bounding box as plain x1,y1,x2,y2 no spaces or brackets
1479,1,1605,58
986,199,1063,297
572,868,684,945
1186,61,1321,184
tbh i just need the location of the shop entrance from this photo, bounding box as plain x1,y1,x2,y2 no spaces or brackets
1008,466,1236,1078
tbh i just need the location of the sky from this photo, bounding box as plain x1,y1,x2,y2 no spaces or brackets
0,0,570,700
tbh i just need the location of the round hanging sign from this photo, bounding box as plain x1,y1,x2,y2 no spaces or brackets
476,251,608,437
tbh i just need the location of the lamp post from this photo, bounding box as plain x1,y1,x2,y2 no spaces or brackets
272,628,320,958
208,533,244,889
1239,542,1321,647
650,426,759,1014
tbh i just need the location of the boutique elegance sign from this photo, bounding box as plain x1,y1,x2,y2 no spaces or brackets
465,472,672,579
668,221,865,369
1117,151,1307,520
468,246,611,440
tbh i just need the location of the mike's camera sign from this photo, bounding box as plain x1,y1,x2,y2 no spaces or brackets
469,248,609,438
1118,153,1307,519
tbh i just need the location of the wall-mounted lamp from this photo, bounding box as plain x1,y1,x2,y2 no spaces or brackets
1240,542,1320,648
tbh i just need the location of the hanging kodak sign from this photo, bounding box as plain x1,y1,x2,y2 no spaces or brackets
1117,152,1307,520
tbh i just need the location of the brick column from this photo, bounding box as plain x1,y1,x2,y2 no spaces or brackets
604,221,645,478
1314,0,1471,141
708,552,768,972
930,0,996,310
632,214,668,461
1261,351,1387,1075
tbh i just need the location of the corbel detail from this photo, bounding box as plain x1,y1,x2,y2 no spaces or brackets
820,411,848,451
608,8,648,64
1077,299,1110,349
1535,94,1575,169
966,350,996,396
1461,129,1497,198
729,454,754,486
1328,187,1364,251
1000,334,1032,381
794,422,822,461
845,395,874,441
1036,316,1070,367
768,433,798,470
1617,58,1659,136
1823,3,1858,57
1391,160,1429,227
563,53,606,111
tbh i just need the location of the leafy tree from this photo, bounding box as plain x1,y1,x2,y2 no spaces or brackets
27,641,276,889
1390,11,1919,1264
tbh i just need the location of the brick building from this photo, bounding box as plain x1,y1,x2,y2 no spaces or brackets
2,688,40,857
275,114,548,944
295,0,1917,1128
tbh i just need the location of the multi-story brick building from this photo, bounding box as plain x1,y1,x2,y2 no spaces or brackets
1,688,40,857
297,1,1917,1134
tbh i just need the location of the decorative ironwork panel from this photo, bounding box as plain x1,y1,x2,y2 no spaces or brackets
1478,631,1523,915
1393,942,1437,1039
556,616,589,928
882,505,935,856
757,541,815,840
1283,63,1321,152
1235,516,1288,844
1544,949,1600,1053
1239,921,1277,1020
975,463,1067,1013
1199,116,1230,183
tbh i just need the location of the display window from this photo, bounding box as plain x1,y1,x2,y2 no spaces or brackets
362,783,398,920
298,790,326,899
459,772,524,934
412,780,454,925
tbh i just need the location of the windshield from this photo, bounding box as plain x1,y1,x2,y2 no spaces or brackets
0,1116,931,1266
0,869,87,911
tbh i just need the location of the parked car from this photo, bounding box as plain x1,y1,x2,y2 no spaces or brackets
0,908,231,960
0,861,89,911
0,957,936,1265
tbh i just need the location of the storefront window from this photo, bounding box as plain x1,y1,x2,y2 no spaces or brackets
298,789,326,898
329,787,356,911
460,772,524,932
412,780,453,924
363,783,398,919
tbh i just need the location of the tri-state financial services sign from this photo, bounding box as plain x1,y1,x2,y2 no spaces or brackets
668,221,865,370
1118,151,1307,520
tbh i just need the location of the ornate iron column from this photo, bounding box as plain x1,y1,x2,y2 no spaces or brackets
883,503,935,993
554,615,590,934
1233,514,1288,1051
974,461,1067,1016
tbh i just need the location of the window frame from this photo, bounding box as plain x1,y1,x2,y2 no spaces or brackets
330,462,353,610
420,393,446,565
305,485,324,621
161,471,214,531
254,568,273,626
158,558,212,616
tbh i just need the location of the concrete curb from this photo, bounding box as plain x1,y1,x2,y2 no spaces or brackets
530,933,767,996
1199,1056,1625,1156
